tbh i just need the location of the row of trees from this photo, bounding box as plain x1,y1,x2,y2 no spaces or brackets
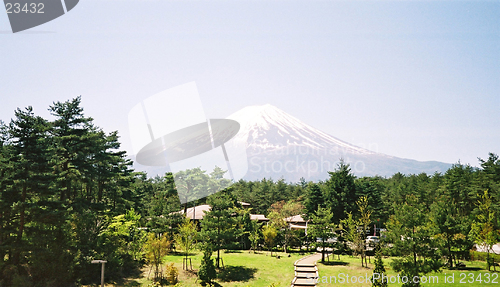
0,97,498,286
0,98,152,286
299,158,500,287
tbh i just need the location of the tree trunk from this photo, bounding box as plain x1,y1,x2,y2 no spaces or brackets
447,239,453,268
322,239,325,262
14,184,27,265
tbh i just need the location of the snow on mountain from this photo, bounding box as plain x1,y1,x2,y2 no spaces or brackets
227,104,451,181
131,104,452,182
228,104,375,155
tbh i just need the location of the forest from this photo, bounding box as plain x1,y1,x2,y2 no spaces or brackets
0,97,499,286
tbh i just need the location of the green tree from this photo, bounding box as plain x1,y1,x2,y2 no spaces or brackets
144,233,171,282
249,220,262,253
325,161,357,223
309,206,335,262
430,196,470,269
386,195,440,287
371,245,388,287
174,167,210,213
357,196,372,267
469,190,499,271
200,192,239,268
174,216,197,270
6,107,74,285
340,213,363,259
304,182,323,217
268,200,304,253
198,246,216,287
145,173,183,238
262,224,277,256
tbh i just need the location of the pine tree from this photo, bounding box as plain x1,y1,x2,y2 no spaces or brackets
198,245,216,287
386,195,441,287
304,182,323,217
325,160,357,223
200,192,239,268
309,206,335,262
372,245,387,287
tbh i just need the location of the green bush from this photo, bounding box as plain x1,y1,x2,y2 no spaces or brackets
470,250,500,262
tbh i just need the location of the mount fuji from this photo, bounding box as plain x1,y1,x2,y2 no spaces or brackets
226,104,451,181
131,104,451,182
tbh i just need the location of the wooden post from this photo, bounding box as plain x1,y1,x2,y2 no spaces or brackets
91,260,107,287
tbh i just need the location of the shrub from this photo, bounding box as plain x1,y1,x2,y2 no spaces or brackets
470,251,500,263
165,262,179,285
198,248,216,286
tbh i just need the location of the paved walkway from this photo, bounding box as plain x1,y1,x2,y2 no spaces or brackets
290,253,322,287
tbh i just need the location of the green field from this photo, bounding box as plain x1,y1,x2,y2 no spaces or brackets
114,250,311,287
98,252,499,287
317,255,498,287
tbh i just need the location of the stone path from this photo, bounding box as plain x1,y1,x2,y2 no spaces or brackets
290,253,322,287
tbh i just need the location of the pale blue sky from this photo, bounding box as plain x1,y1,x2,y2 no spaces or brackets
1,0,499,166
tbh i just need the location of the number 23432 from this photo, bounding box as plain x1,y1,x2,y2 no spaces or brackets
5,3,45,14
459,272,498,284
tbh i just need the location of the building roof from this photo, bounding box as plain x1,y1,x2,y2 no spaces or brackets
285,214,306,223
178,204,211,220
176,204,267,221
250,214,269,221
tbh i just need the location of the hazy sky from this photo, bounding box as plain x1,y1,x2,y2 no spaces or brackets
1,0,499,166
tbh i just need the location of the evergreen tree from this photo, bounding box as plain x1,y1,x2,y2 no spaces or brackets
372,245,387,287
386,195,440,287
430,196,470,268
200,192,239,268
304,182,323,217
198,245,216,286
174,167,210,213
324,160,357,223
309,206,335,262
7,107,75,285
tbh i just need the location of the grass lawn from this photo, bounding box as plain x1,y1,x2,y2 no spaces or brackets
317,255,499,287
86,252,498,287
103,250,313,287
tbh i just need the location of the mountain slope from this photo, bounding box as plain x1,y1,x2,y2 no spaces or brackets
227,104,451,181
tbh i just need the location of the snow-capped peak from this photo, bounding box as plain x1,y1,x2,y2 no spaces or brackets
227,104,376,155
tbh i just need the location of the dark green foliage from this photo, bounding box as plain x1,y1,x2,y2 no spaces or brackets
386,195,441,286
0,99,141,286
1,97,500,285
309,206,335,262
198,247,216,286
324,161,357,223
304,182,323,217
200,191,242,268
372,245,387,287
